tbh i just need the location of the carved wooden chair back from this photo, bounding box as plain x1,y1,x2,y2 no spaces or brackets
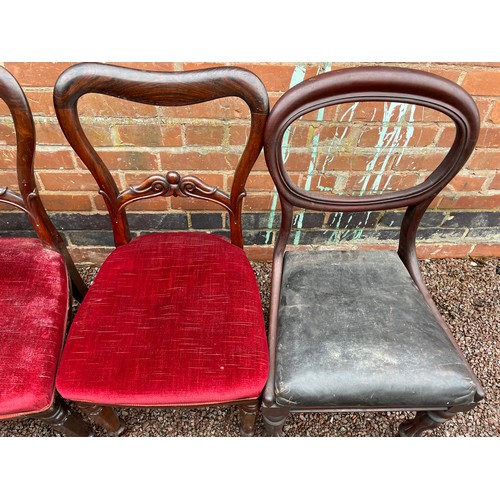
54,63,268,248
0,66,91,436
261,66,485,436
52,63,270,436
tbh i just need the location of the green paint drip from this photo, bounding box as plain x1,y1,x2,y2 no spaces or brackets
265,64,308,244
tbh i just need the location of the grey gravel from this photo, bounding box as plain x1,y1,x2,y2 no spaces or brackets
1,257,498,437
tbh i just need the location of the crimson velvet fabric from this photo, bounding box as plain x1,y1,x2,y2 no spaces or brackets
0,238,68,418
56,232,269,406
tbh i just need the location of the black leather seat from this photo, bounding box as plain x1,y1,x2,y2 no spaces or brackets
276,250,477,408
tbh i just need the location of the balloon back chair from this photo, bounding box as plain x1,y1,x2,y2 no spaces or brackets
0,66,91,436
261,66,485,436
53,63,269,436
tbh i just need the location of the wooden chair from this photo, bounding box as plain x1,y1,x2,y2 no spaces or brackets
53,63,269,436
261,66,485,436
0,66,91,436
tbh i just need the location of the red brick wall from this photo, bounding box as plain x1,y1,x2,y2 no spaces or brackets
0,62,499,263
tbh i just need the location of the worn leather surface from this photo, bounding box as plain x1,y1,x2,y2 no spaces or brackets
275,250,479,408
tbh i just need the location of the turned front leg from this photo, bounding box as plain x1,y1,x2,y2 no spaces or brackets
38,396,93,437
77,402,125,436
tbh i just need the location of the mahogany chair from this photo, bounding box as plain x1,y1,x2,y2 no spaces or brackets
0,66,91,436
261,66,485,436
53,63,269,436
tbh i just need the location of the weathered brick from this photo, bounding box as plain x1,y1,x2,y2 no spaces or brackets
328,211,379,229
489,172,500,189
50,213,111,230
0,123,16,145
97,151,158,171
462,71,500,96
488,101,500,124
391,152,447,171
438,194,500,209
35,150,75,170
35,122,71,146
38,171,101,191
358,125,437,148
0,171,19,189
416,243,474,259
66,230,116,247
344,173,419,194
477,127,500,148
243,245,273,261
185,124,224,146
116,124,163,147
40,193,93,211
448,175,487,191
442,211,500,228
26,91,54,115
467,228,500,240
127,212,188,231
470,243,500,257
4,62,74,87
468,151,500,170
109,62,176,72
228,124,249,145
0,148,16,168
379,211,447,228
191,212,223,229
159,152,239,171
0,213,32,230
236,64,296,93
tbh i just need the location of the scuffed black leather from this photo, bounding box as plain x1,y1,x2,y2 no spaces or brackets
275,250,479,408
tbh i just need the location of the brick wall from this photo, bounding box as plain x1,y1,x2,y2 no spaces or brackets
0,62,499,264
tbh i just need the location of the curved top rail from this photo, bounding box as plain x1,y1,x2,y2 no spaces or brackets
264,66,480,212
54,63,269,115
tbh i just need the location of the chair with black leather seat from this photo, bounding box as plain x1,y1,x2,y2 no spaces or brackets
261,66,485,436
0,66,91,436
53,63,269,436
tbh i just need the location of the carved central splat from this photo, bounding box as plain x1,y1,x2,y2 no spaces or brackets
100,171,236,218
128,171,217,199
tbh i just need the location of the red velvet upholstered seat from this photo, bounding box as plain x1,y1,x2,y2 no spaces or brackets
0,238,68,418
56,232,269,406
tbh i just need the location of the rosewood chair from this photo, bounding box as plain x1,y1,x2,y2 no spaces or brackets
261,66,485,436
0,66,91,436
53,63,269,436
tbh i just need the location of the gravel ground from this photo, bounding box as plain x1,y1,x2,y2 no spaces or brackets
1,256,498,437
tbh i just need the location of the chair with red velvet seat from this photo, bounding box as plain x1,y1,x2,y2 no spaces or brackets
261,66,485,436
53,63,269,436
0,66,92,436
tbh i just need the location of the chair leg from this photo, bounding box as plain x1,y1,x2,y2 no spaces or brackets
399,409,459,436
76,402,125,436
239,400,260,437
261,406,289,436
38,396,93,436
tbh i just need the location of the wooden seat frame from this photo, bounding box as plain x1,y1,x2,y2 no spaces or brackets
53,62,269,436
261,66,485,436
0,66,91,436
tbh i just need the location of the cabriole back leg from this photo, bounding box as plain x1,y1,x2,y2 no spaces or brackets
399,407,471,437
